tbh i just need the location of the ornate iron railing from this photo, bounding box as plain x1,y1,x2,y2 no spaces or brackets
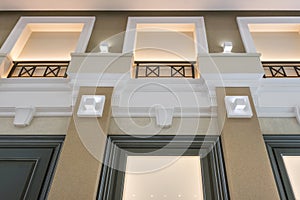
262,62,300,78
7,61,69,78
134,61,196,78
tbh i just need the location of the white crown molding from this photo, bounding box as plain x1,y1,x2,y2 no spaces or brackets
111,106,215,118
0,107,72,117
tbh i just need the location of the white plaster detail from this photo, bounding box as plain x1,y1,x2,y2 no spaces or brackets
14,107,36,127
296,106,300,125
225,96,253,118
155,107,174,128
77,95,106,117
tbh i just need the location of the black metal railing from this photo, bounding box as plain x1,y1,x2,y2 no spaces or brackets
7,61,70,78
262,62,300,78
134,61,196,78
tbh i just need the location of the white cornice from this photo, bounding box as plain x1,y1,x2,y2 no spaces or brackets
1,0,300,11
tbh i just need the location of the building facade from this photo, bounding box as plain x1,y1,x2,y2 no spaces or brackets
0,11,300,200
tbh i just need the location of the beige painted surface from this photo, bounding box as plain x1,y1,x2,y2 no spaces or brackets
259,117,300,134
251,32,300,61
216,87,280,200
17,32,80,61
48,87,113,200
0,117,69,135
135,31,196,61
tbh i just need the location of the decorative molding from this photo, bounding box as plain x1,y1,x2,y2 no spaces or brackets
296,106,300,124
111,106,214,118
14,107,36,127
155,107,174,128
0,107,72,117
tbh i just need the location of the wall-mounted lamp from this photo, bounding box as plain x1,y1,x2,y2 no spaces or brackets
223,42,233,53
225,96,253,118
99,42,110,53
77,95,106,117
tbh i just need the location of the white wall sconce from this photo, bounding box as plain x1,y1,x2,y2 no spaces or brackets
77,95,106,117
225,96,253,118
14,107,36,127
99,42,110,53
223,42,233,53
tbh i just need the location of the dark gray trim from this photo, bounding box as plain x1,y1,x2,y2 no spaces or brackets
0,135,65,200
264,135,300,200
98,135,229,200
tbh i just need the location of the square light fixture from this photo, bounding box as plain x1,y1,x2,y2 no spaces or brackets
77,95,106,117
223,42,233,53
224,96,253,118
99,42,110,53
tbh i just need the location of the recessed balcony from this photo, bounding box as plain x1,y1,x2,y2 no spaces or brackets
7,61,69,78
262,62,300,78
134,61,197,78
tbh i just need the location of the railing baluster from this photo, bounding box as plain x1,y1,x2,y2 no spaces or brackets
134,61,196,78
262,62,300,78
7,61,69,78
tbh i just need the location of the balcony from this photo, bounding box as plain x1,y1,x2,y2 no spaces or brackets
7,61,69,78
262,62,300,78
134,61,196,78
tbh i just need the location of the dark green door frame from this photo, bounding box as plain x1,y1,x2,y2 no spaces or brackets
0,135,64,200
265,135,300,200
97,135,229,200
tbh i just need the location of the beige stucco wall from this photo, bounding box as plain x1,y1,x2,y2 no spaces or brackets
48,87,113,200
216,87,280,200
0,117,70,135
259,117,300,134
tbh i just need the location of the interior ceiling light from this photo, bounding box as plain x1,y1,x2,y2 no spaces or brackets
224,96,253,118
